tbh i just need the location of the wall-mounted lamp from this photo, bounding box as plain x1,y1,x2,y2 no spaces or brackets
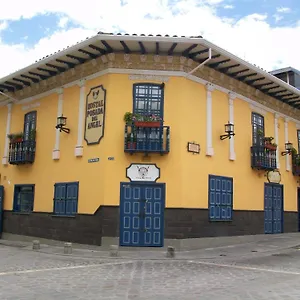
55,115,70,133
220,122,235,140
281,142,293,156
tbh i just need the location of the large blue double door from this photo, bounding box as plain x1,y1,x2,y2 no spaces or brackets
120,183,165,247
264,183,283,234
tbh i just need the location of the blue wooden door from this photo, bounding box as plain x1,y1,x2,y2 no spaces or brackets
298,188,300,232
120,183,165,247
264,183,283,234
0,186,4,237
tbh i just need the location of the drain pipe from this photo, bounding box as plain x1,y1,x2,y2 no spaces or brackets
0,91,18,103
186,48,212,77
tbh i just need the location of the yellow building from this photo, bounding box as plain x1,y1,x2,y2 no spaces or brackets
0,33,300,247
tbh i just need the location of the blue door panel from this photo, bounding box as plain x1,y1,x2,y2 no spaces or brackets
120,183,165,247
264,183,283,234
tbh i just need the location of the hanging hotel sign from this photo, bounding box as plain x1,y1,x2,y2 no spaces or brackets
126,164,160,182
84,85,106,145
267,170,281,184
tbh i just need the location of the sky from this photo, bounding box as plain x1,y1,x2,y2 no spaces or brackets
0,0,299,78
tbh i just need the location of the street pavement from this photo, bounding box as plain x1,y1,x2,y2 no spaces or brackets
1,234,300,299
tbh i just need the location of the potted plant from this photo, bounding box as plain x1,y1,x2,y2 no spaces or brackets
126,133,137,149
257,129,264,136
124,112,133,125
7,132,23,143
133,114,162,128
264,136,277,151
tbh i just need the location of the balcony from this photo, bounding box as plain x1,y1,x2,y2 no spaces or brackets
292,154,300,176
251,145,277,170
8,140,36,165
124,124,170,154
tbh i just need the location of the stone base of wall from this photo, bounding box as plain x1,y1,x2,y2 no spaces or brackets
2,207,298,245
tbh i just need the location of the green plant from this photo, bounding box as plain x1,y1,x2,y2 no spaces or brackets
291,147,297,156
126,133,137,142
124,112,163,123
123,112,133,124
257,129,264,136
7,132,23,141
29,129,36,140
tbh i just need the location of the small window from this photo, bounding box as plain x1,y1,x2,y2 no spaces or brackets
23,111,37,141
252,112,264,146
53,182,79,216
13,185,35,213
208,175,233,221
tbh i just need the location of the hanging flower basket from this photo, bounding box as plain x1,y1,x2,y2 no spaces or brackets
134,121,160,128
265,143,277,151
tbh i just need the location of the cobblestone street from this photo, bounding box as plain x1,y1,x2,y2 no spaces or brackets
1,237,300,299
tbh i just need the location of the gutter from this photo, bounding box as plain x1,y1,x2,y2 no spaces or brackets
186,48,212,77
0,91,18,103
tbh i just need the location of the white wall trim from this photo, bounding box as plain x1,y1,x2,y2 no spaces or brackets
2,104,12,165
274,113,280,169
75,80,86,157
249,104,267,116
52,88,63,160
4,68,300,127
284,118,291,171
228,92,236,161
206,83,215,156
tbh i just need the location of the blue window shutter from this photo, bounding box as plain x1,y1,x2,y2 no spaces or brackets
54,184,66,215
209,175,233,221
65,183,78,216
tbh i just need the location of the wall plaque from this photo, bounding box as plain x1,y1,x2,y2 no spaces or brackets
88,158,99,163
267,170,281,184
84,85,106,145
126,164,160,182
187,142,200,154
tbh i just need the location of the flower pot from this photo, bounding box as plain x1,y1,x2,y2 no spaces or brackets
265,144,277,151
134,121,160,128
127,142,136,149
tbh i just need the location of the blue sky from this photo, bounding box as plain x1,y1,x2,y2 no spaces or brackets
0,0,299,77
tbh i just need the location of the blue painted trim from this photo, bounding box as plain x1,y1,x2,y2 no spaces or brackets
208,174,233,222
119,181,165,247
0,185,4,235
264,182,284,234
13,184,35,213
53,181,79,216
132,83,164,118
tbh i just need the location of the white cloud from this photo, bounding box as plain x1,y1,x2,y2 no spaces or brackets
58,17,69,28
224,5,234,9
273,14,283,23
276,7,291,13
0,0,299,78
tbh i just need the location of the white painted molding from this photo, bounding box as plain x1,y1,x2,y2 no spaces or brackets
75,80,86,157
4,68,300,128
228,92,236,161
274,114,280,169
52,89,64,160
284,118,291,171
2,103,12,165
206,83,215,156
249,104,267,116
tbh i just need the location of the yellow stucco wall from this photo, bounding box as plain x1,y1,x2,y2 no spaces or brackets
0,73,299,214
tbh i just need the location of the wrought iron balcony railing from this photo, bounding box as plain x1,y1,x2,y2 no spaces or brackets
124,124,170,154
292,154,300,176
8,140,36,165
251,145,277,170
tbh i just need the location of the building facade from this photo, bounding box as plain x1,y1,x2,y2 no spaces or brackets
0,33,300,246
